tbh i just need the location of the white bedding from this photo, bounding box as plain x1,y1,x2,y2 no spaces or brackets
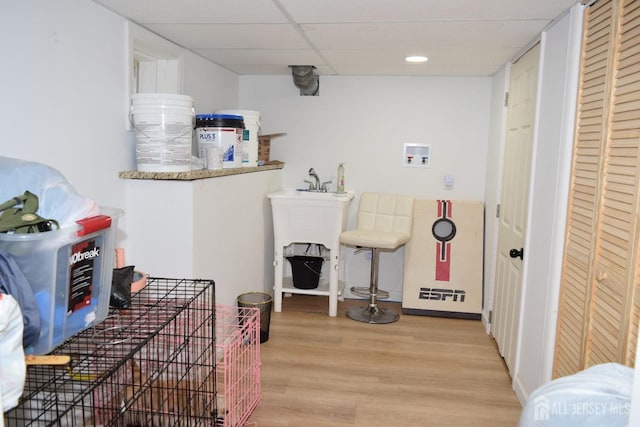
519,363,633,427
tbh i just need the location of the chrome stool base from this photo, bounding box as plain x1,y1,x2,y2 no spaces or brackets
350,286,389,300
346,305,399,324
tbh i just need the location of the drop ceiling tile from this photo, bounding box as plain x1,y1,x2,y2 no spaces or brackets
330,64,502,76
146,23,308,49
322,47,515,68
224,64,294,75
194,48,324,65
279,0,577,22
92,0,580,76
301,20,550,49
215,63,335,75
93,0,288,23
475,0,578,20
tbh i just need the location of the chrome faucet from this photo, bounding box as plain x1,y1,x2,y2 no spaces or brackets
308,168,320,191
303,179,314,190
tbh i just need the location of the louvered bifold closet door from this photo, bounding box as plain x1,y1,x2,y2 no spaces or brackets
588,0,640,368
613,0,640,366
554,0,616,379
554,0,640,378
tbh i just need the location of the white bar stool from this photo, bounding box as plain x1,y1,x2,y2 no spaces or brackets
340,193,414,324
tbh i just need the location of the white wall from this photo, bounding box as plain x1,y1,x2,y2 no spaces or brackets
0,0,239,247
239,75,492,300
0,0,131,211
183,50,239,114
514,4,583,402
241,75,490,200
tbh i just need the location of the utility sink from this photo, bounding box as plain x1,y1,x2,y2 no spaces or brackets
268,189,355,317
268,190,355,247
269,189,354,201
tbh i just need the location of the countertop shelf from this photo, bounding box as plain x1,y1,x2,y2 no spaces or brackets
119,162,284,181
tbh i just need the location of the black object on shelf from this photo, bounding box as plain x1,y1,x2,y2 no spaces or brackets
286,255,323,289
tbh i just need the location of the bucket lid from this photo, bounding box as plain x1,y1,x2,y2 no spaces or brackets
195,114,245,128
196,114,243,121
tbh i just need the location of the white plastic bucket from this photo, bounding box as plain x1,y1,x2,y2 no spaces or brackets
130,93,194,172
217,110,261,167
195,114,244,169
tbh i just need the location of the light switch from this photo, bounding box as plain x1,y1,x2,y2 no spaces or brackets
444,175,454,189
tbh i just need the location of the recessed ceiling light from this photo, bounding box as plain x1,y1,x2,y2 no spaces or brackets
405,55,428,63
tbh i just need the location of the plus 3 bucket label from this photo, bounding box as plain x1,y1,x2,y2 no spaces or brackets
216,110,261,167
196,114,244,169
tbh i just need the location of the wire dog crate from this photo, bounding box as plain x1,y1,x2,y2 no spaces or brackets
215,304,261,427
4,277,261,427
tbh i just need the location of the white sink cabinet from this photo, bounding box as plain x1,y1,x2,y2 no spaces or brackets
268,190,355,316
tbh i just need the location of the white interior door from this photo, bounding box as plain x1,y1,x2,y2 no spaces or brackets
492,44,540,374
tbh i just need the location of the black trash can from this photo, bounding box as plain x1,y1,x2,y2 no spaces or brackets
237,292,272,343
286,255,323,289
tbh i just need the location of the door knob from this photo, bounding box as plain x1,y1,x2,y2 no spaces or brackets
509,248,524,260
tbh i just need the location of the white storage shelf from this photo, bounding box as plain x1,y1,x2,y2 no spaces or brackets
281,276,345,297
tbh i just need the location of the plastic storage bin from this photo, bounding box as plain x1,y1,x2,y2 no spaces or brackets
0,207,123,355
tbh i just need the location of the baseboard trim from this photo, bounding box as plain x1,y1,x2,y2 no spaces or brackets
513,375,528,406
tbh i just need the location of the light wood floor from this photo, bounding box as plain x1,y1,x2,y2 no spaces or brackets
246,295,522,426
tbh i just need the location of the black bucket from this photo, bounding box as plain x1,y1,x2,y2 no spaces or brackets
287,255,323,289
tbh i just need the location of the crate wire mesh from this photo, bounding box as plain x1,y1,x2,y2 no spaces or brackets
215,305,261,427
3,277,261,427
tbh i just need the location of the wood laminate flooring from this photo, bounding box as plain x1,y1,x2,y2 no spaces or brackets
246,295,522,426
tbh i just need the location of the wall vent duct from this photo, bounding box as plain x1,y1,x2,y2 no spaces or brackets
289,65,319,96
